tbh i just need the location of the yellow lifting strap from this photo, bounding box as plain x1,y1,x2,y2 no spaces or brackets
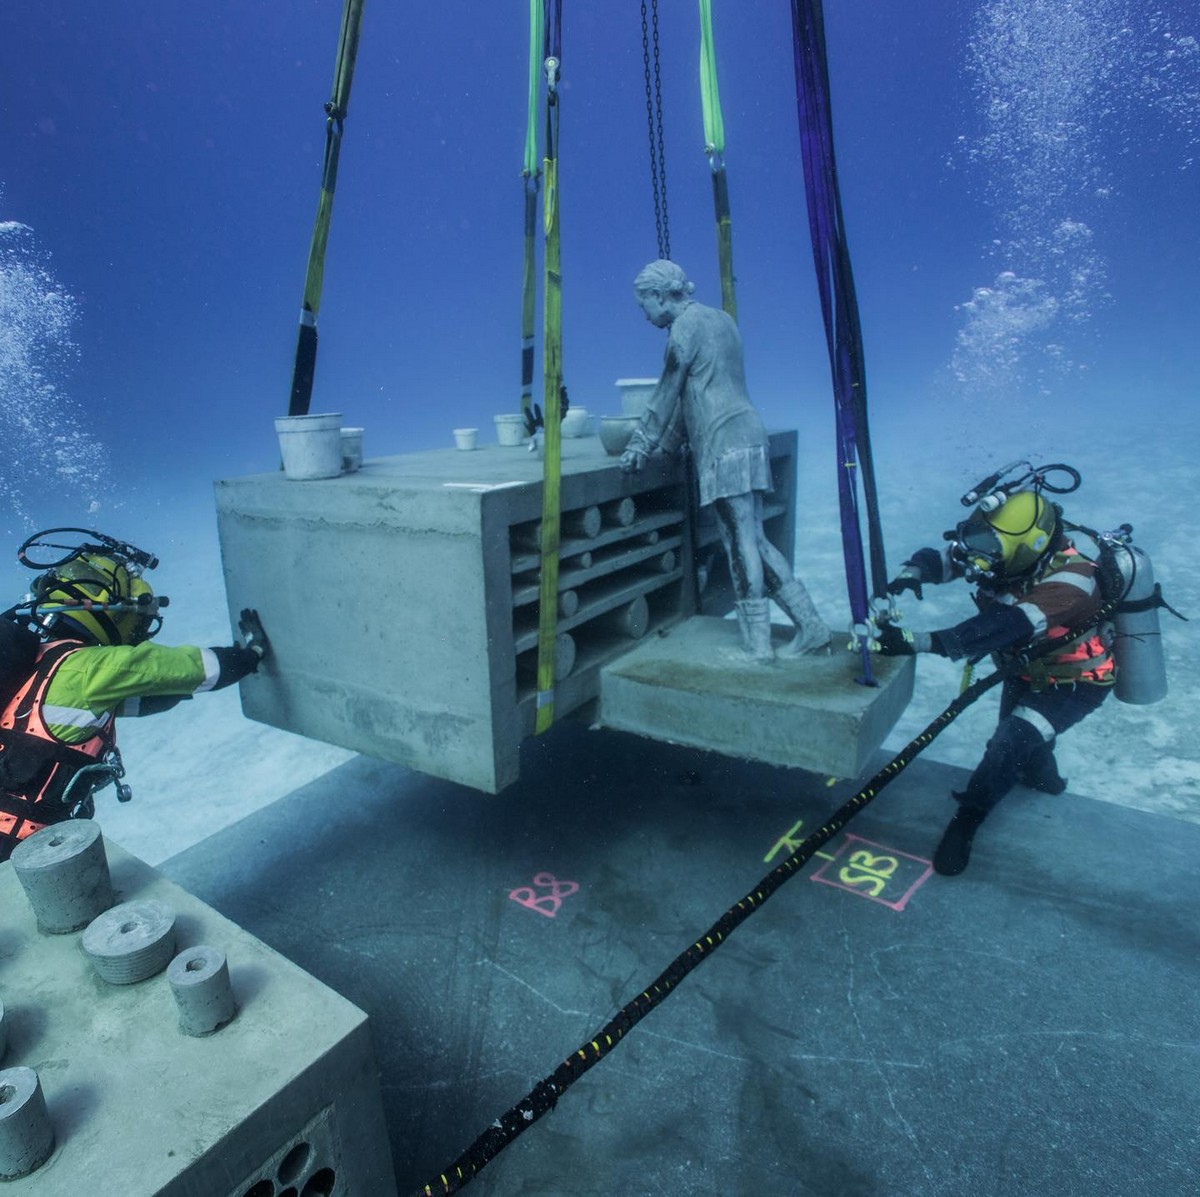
534,39,564,735
288,0,366,416
520,0,544,422
699,0,737,321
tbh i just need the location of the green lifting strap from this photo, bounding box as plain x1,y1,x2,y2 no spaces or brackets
288,0,366,417
534,16,564,736
520,0,544,422
698,0,737,321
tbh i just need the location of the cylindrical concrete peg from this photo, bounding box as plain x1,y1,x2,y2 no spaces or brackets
10,820,114,933
168,946,237,1036
562,505,602,540
638,528,661,546
604,496,637,527
598,595,650,640
654,550,677,573
0,1067,55,1179
558,589,580,618
554,632,576,680
570,550,594,569
82,900,177,985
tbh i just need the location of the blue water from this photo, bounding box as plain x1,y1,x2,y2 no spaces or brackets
3,0,1198,787
4,1,1197,519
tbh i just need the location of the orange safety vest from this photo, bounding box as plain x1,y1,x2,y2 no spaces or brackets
0,641,115,851
1018,548,1116,689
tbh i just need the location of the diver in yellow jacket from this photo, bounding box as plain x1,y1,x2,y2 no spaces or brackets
0,528,267,860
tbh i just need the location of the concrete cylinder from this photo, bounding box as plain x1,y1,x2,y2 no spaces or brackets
0,1067,55,1179
639,528,661,546
554,632,577,680
562,505,602,539
82,899,177,985
604,496,637,527
604,595,650,640
168,946,237,1036
654,550,677,573
10,820,114,934
570,550,594,570
558,589,580,618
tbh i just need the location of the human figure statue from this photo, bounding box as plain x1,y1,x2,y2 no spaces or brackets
0,528,269,860
620,259,829,661
877,465,1116,876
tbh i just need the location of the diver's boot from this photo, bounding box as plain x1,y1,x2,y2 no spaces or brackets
1018,744,1068,795
772,580,832,657
735,598,775,663
933,797,990,877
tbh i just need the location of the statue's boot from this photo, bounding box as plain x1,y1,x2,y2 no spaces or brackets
772,579,832,657
735,598,775,663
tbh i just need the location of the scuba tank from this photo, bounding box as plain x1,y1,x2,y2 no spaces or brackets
1101,528,1169,705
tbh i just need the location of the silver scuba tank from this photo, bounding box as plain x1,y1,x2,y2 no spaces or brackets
1106,537,1168,704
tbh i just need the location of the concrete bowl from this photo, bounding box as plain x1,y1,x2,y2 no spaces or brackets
599,415,640,456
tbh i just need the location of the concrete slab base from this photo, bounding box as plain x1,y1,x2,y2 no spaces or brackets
161,722,1200,1196
598,615,915,778
0,840,396,1195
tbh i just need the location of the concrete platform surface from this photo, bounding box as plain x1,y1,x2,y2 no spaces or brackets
162,720,1200,1196
599,616,915,778
0,840,396,1194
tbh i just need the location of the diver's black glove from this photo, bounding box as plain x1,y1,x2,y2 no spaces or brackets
887,569,924,601
875,622,946,657
886,547,946,600
237,608,270,662
522,386,570,438
875,622,917,655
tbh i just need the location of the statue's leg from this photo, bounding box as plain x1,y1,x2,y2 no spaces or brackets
715,495,772,661
755,497,831,655
713,495,764,600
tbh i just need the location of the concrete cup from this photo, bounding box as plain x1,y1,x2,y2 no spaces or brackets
340,426,364,472
494,414,526,446
561,407,590,438
454,428,478,451
615,378,658,417
275,413,343,480
599,415,640,456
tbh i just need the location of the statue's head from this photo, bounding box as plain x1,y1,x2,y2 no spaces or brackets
634,260,694,327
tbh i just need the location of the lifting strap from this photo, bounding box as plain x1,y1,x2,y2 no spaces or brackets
533,1,565,735
790,0,888,682
519,0,545,423
699,0,737,320
288,0,366,417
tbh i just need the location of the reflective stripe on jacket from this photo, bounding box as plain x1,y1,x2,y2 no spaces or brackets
0,641,114,848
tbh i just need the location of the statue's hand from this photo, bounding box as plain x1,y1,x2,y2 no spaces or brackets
620,445,646,473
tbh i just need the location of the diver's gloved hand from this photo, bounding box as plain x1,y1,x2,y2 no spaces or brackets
523,404,543,438
886,547,945,600
237,608,270,662
874,622,937,656
887,568,924,601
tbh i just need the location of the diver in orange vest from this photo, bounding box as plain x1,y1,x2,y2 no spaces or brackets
0,528,268,861
876,465,1115,875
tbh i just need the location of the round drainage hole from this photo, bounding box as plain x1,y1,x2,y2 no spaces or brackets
278,1142,312,1184
301,1168,337,1196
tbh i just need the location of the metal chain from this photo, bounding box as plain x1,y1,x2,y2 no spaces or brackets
640,0,669,259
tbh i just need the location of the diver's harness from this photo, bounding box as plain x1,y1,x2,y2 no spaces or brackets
0,527,165,827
